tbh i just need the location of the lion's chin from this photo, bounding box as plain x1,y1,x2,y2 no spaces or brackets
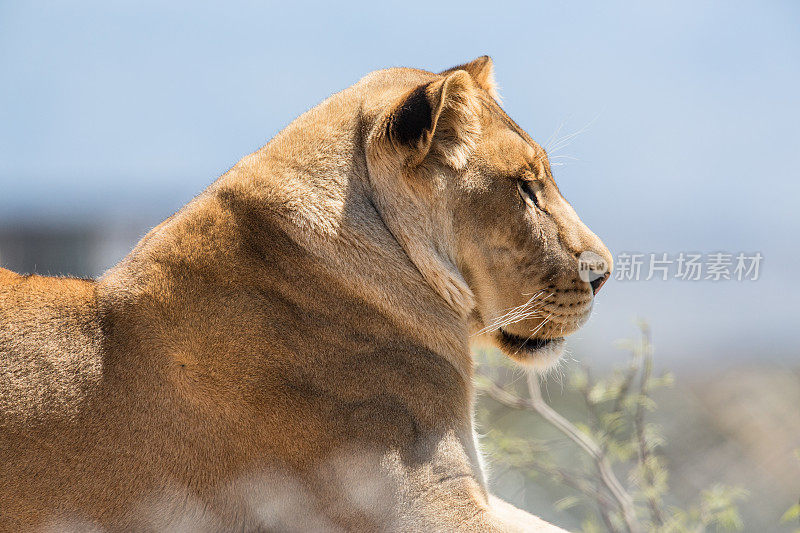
495,329,566,371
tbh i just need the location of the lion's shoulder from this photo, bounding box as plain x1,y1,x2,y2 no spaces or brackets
0,272,103,427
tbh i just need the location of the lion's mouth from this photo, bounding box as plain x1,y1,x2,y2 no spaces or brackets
497,328,563,351
495,328,566,366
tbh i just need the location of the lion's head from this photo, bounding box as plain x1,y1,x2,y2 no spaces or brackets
356,56,612,369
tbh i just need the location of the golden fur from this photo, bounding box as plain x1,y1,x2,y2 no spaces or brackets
0,57,610,531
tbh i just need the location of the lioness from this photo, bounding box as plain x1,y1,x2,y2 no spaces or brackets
0,57,611,532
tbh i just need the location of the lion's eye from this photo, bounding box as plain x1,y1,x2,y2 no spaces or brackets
516,180,541,209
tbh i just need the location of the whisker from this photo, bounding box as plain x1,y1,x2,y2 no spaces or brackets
474,292,553,336
546,113,602,156
544,117,571,152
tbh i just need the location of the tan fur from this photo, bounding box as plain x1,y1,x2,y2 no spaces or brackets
0,57,609,531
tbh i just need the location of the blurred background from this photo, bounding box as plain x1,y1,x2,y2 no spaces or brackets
1,1,798,530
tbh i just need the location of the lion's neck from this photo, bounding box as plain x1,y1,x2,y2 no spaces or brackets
214,159,473,380
167,95,474,380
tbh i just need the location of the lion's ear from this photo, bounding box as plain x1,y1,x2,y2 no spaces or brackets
440,56,500,101
387,70,480,169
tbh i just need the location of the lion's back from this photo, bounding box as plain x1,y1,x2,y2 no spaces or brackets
0,269,104,428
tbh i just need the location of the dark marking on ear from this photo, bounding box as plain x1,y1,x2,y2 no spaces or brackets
389,82,432,146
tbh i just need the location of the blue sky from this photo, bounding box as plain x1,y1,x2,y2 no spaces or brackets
1,1,798,365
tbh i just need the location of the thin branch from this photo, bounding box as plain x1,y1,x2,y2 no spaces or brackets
498,452,622,528
633,325,665,526
477,373,642,532
596,478,618,532
612,345,642,416
526,374,641,533
525,460,618,512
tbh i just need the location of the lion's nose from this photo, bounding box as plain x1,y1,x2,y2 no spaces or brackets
590,271,610,295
